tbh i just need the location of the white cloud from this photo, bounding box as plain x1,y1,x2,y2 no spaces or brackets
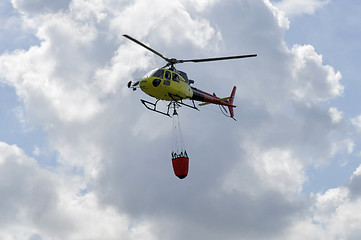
313,187,349,222
290,44,343,102
331,138,354,158
352,165,361,177
0,12,105,124
351,115,361,133
281,165,361,240
313,187,361,239
109,0,219,49
264,0,290,29
329,107,343,124
224,145,306,195
69,0,108,23
273,0,331,17
0,142,156,239
11,0,71,14
0,0,356,239
252,147,306,193
32,145,40,156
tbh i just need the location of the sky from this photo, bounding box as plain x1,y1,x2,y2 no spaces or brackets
1,0,361,239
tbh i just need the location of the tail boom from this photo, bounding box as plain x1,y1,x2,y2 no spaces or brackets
191,86,237,119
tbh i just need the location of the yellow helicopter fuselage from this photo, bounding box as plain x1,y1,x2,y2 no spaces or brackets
139,68,193,101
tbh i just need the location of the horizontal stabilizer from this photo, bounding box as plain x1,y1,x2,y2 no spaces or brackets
199,96,231,106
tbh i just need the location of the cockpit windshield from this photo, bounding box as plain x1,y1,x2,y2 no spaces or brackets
152,69,164,78
143,68,164,78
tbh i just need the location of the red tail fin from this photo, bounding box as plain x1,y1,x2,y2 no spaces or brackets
228,86,237,120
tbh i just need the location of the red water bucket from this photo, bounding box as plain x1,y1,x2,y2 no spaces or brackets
172,157,189,179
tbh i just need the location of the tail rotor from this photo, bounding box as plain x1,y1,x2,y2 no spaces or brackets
227,86,237,120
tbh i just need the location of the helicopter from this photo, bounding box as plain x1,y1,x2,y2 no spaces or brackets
124,34,257,120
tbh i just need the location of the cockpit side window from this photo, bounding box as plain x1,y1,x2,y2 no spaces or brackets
152,69,164,78
172,73,179,82
165,70,172,80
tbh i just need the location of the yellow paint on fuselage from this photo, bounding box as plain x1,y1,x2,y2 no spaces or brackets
139,68,193,101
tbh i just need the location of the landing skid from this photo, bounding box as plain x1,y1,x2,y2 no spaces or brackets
140,96,199,117
141,99,173,117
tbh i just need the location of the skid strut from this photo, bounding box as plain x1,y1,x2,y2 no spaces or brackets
140,99,174,117
140,93,199,117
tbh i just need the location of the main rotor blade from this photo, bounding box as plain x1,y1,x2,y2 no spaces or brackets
123,34,170,62
178,54,257,63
